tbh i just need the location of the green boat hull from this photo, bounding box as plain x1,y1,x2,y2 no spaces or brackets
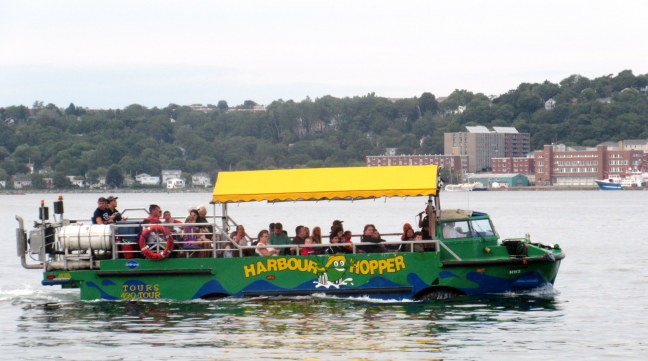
43,251,563,301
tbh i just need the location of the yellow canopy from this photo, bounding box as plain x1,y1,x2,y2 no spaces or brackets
211,165,438,203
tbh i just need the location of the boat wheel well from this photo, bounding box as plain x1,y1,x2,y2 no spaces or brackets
414,286,465,301
199,293,230,300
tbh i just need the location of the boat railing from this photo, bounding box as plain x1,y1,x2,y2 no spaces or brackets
18,217,450,271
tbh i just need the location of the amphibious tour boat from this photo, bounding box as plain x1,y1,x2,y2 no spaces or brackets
16,165,564,301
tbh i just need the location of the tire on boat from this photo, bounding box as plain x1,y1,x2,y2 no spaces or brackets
138,225,174,260
414,287,465,301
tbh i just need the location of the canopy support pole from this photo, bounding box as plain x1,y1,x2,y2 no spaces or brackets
427,195,437,240
221,202,229,234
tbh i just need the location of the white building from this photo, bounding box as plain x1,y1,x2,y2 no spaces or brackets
544,98,556,110
191,172,212,188
67,176,85,188
161,170,182,184
135,173,161,186
13,176,32,189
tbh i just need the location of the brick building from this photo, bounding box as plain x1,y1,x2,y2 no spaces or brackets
366,154,465,172
491,157,535,174
534,144,644,186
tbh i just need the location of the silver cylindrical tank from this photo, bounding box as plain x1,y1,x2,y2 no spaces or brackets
58,224,113,251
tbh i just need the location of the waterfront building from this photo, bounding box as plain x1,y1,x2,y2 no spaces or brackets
191,172,212,187
491,156,535,174
465,173,530,188
534,144,644,186
12,176,32,189
135,173,161,186
366,154,465,172
161,170,182,184
444,126,530,173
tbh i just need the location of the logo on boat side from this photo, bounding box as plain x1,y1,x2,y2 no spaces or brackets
126,261,140,269
120,280,161,299
242,255,407,286
315,255,353,289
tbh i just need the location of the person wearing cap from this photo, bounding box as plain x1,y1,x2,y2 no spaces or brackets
104,196,126,223
92,197,108,224
329,220,344,238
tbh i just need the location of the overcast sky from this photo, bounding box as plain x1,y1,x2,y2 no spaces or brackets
1,0,647,109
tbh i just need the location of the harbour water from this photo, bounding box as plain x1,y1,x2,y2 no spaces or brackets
1,191,647,360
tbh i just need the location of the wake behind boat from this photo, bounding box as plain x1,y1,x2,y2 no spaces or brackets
16,165,564,301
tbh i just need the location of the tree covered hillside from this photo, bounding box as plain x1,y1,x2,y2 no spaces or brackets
1,70,647,185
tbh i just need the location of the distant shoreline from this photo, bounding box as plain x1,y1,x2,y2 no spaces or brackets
4,186,647,195
1,188,212,195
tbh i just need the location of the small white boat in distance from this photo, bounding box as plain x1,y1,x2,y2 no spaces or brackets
444,182,485,192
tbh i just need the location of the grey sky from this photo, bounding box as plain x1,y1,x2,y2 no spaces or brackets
1,0,646,108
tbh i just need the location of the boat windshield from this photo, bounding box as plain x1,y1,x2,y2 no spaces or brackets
442,218,496,239
470,218,496,237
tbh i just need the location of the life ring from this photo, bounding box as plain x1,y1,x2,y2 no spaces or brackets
138,225,174,260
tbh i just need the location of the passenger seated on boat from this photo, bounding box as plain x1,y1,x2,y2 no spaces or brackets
358,224,386,253
329,220,344,238
342,230,354,253
107,196,122,222
195,226,214,258
181,209,202,251
146,204,162,224
312,226,322,244
394,226,415,252
196,205,208,223
326,234,352,254
255,230,280,256
223,235,237,258
104,196,126,224
92,197,108,224
290,225,307,255
300,236,317,255
162,211,182,232
402,231,425,253
232,233,254,257
401,223,413,240
231,224,248,240
270,222,291,255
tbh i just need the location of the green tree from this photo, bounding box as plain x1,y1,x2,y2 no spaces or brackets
0,168,9,182
418,92,439,114
86,169,100,185
242,100,258,109
106,165,124,188
31,173,45,189
53,172,70,189
217,100,229,112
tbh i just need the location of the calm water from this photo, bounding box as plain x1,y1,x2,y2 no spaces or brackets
1,191,647,360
